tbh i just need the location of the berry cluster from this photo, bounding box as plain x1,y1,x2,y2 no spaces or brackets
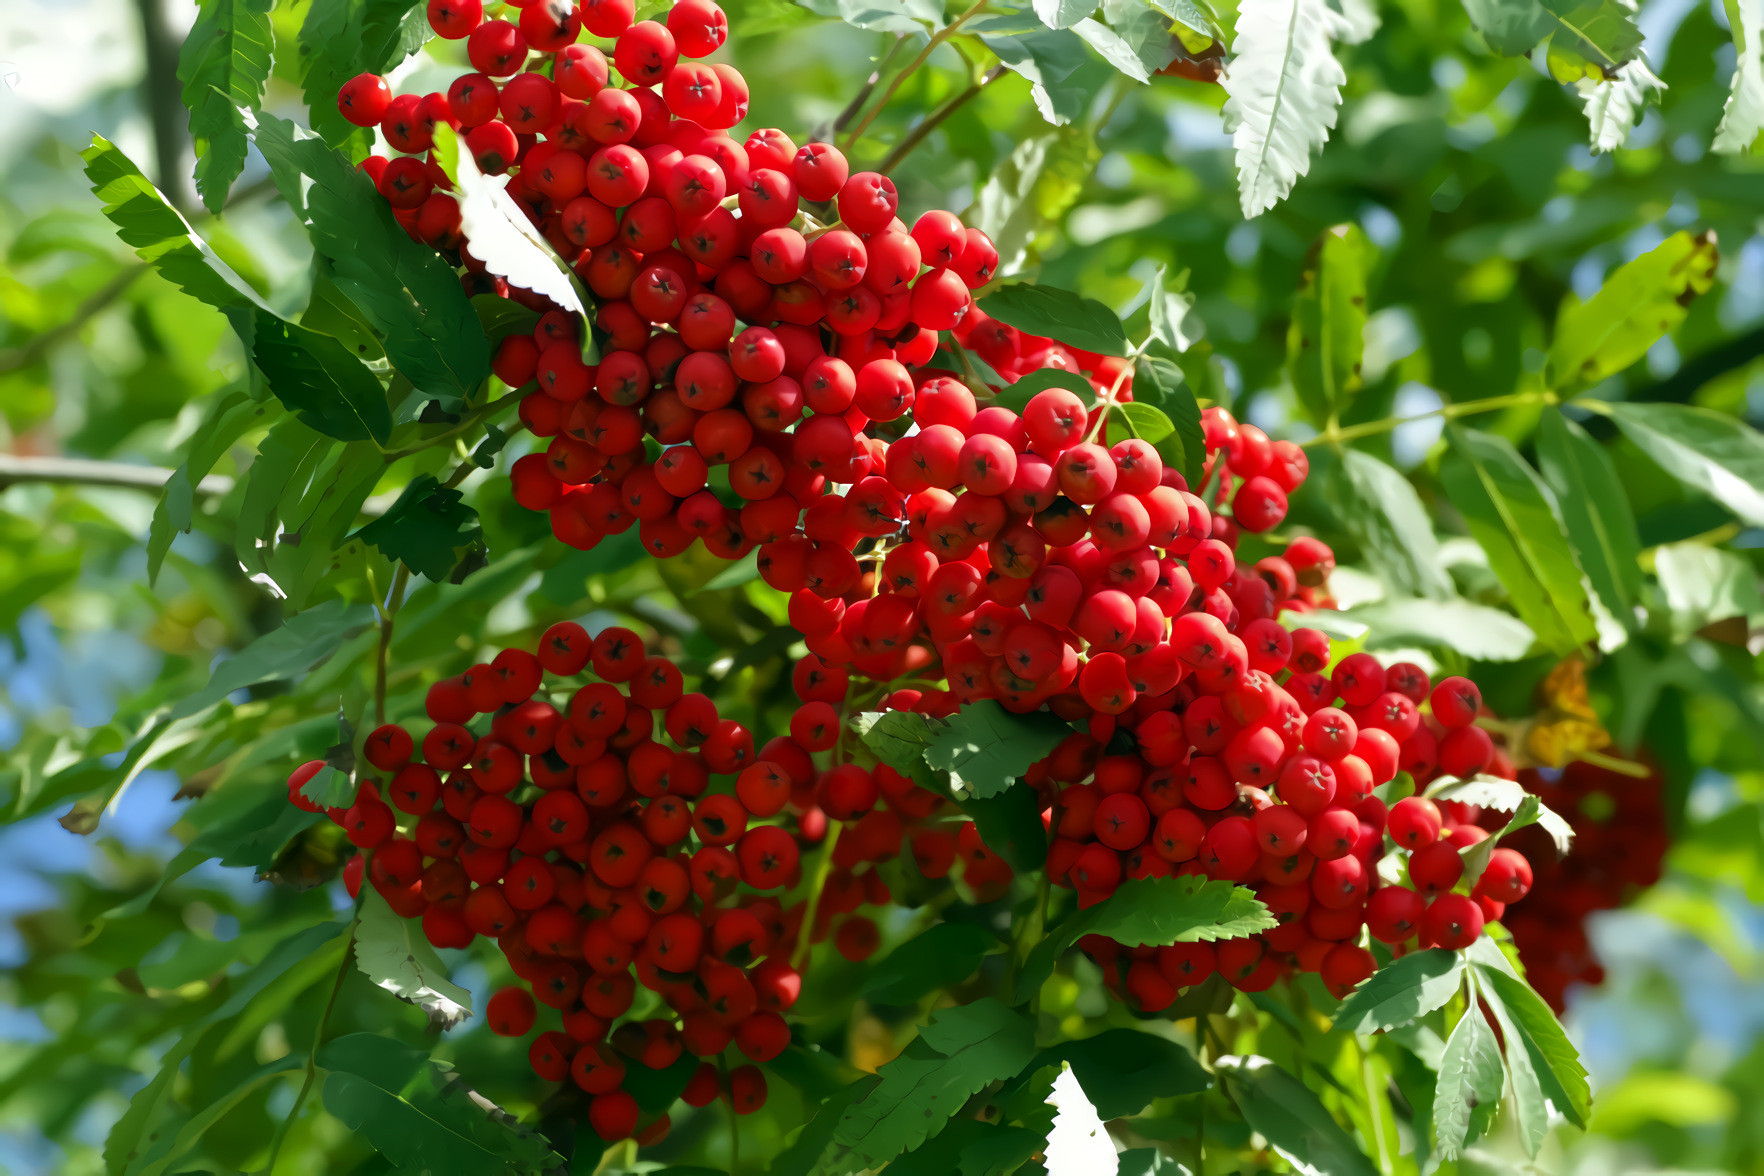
289,625,999,1143
338,0,1001,563
315,0,1560,1129
1038,652,1531,1006
1498,761,1667,1010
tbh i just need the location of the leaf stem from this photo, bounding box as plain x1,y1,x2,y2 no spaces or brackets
880,64,1007,173
1302,390,1553,449
1082,347,1145,443
791,820,844,970
374,564,411,727
842,5,990,151
381,392,521,463
263,897,366,1175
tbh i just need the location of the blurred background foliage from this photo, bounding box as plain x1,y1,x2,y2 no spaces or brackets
2,0,1764,1170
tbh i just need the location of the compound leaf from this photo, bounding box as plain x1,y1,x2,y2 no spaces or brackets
177,0,275,210
356,475,483,580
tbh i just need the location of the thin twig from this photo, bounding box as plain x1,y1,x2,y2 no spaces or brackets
791,820,844,970
0,265,150,375
881,65,1006,173
831,33,912,135
1303,390,1552,449
380,393,521,463
843,5,991,150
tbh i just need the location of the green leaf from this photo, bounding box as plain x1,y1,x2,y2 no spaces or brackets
435,124,594,340
231,307,393,443
1461,0,1642,71
701,549,761,591
81,135,267,311
887,1118,1041,1176
1074,16,1155,80
1023,1030,1210,1118
1144,264,1202,354
253,113,491,408
104,921,346,1175
924,700,1074,799
1332,948,1466,1034
1288,224,1372,427
127,1052,305,1176
1214,1055,1381,1176
1118,1147,1194,1176
1654,541,1764,634
1116,401,1177,447
822,999,1037,1173
1425,774,1574,857
169,598,377,720
298,0,432,150
1475,964,1593,1131
970,125,1101,275
1134,355,1205,487
1323,448,1455,598
472,293,542,344
853,709,941,786
1019,876,1275,1000
356,475,483,581
864,923,1001,1005
354,889,473,1029
177,0,275,211
1592,400,1764,528
960,784,1051,873
770,1076,878,1176
969,12,1113,126
798,0,943,33
1033,0,1095,30
1432,997,1504,1160
1330,597,1537,662
620,1051,701,1113
992,367,1095,416
148,389,276,583
1439,426,1596,655
318,1033,565,1174
1536,409,1642,623
1547,231,1717,391
978,282,1131,357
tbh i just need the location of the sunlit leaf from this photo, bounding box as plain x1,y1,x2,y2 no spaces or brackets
1287,223,1371,426
1547,230,1719,392
978,282,1130,356
1220,0,1350,217
1439,426,1596,656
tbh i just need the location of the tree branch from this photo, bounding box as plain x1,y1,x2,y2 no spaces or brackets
0,454,233,496
133,0,192,214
